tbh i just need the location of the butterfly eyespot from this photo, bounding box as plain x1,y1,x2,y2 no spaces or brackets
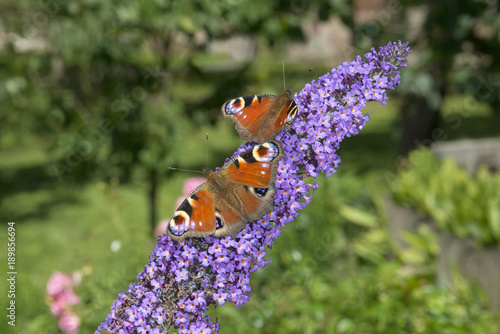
169,211,190,236
216,217,223,229
253,142,279,162
254,187,269,197
215,212,224,230
223,98,245,115
246,186,269,197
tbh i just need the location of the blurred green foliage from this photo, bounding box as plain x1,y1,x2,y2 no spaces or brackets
392,148,500,247
0,0,341,180
367,0,500,155
0,0,343,231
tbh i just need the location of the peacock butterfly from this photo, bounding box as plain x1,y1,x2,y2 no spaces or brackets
221,89,298,143
167,141,284,242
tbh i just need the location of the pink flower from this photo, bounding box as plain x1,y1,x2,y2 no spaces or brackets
60,289,81,305
182,177,205,196
154,219,169,237
49,287,81,316
50,298,65,317
175,177,205,209
59,311,80,334
46,270,82,330
46,272,73,297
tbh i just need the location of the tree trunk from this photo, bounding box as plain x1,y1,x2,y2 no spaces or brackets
397,96,441,157
148,168,158,236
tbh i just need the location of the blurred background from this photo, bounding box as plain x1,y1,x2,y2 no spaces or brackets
1,0,499,333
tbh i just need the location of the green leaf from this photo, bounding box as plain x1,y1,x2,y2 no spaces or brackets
487,199,500,243
338,204,378,228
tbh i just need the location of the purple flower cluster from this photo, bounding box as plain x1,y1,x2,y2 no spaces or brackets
97,41,410,334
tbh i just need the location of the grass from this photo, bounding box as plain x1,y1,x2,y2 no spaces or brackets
1,92,499,333
0,181,153,332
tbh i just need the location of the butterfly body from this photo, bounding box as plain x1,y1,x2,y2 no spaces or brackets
221,89,298,143
167,141,284,242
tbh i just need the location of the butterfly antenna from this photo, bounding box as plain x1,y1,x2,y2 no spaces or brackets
282,61,286,91
168,133,210,175
168,167,205,174
287,68,313,91
205,133,209,169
